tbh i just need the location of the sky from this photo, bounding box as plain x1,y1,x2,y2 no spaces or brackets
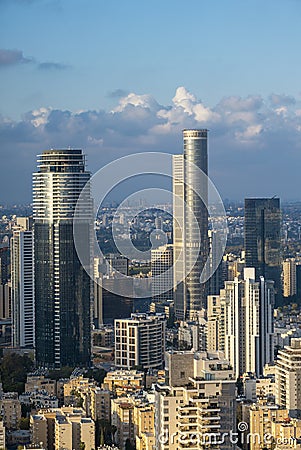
1,0,301,203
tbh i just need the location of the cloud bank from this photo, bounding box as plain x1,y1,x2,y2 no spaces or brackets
1,86,301,202
0,48,69,71
0,49,33,67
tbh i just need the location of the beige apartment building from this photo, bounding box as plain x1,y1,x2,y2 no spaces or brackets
30,407,95,450
0,393,21,429
155,350,236,450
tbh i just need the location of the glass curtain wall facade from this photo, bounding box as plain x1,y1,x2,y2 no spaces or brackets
173,130,209,319
244,198,281,304
33,149,92,368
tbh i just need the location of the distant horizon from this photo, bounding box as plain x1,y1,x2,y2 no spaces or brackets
2,198,301,210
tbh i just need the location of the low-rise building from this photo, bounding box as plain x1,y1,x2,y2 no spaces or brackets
25,375,56,396
103,370,144,396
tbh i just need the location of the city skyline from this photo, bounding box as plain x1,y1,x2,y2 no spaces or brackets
2,1,301,448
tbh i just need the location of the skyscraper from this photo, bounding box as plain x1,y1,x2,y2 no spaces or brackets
219,268,274,378
11,217,35,348
33,149,92,368
151,244,173,303
173,129,208,320
282,258,297,297
244,197,281,302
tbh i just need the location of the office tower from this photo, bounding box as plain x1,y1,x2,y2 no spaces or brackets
11,217,35,348
208,230,224,295
173,129,208,320
0,246,9,285
275,338,301,418
93,256,133,327
155,351,236,450
33,149,92,368
106,253,129,276
244,198,281,302
151,244,173,302
282,258,297,297
220,268,274,378
115,313,166,370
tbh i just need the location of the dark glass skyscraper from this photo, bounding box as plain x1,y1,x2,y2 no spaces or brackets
244,197,281,303
33,149,92,368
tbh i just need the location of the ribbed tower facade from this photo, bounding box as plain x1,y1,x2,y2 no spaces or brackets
173,129,208,320
11,217,35,348
33,149,92,368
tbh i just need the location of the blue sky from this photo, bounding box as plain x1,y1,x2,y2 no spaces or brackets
1,0,301,202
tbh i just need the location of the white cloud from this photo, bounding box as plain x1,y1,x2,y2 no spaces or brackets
29,107,52,127
112,92,160,113
2,86,301,201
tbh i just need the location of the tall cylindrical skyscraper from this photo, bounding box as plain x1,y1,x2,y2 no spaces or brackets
33,149,92,368
173,130,209,319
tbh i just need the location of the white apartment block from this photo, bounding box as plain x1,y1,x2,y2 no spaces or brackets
115,313,166,369
276,338,301,418
220,268,274,377
151,245,173,302
11,217,35,347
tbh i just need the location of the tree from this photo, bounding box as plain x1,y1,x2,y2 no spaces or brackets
0,353,33,393
85,368,106,384
19,417,30,430
48,366,74,380
125,438,135,450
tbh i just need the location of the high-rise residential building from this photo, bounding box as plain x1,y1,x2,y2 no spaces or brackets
207,294,222,352
275,338,301,418
282,258,297,297
33,149,92,368
11,217,35,348
115,313,166,370
220,268,274,378
173,129,208,320
155,351,236,450
244,198,281,303
297,264,301,298
151,244,173,302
